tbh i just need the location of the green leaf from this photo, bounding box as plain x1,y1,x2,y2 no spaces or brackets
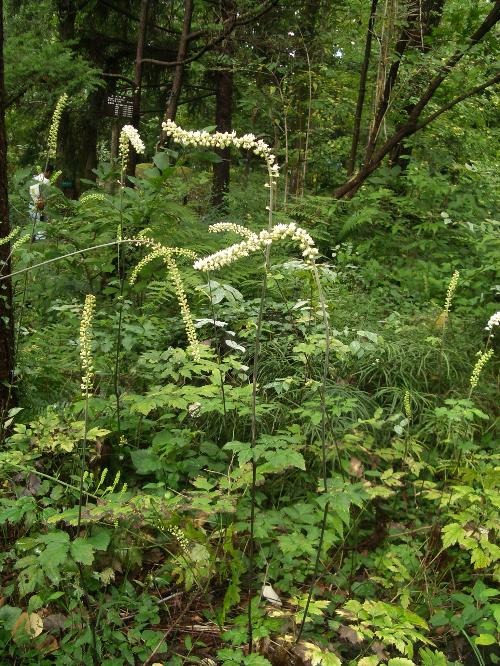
475,633,496,646
38,534,70,580
130,448,162,475
153,151,170,171
441,523,466,548
0,605,23,631
388,659,416,666
86,427,111,440
87,527,111,552
70,538,95,565
358,658,380,666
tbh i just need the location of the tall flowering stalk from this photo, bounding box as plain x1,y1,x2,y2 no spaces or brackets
195,222,318,272
12,94,69,408
469,349,494,393
443,270,459,317
164,120,282,651
47,93,68,161
468,311,497,397
113,125,145,435
78,294,96,530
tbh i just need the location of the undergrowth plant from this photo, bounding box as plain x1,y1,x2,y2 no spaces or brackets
0,111,498,666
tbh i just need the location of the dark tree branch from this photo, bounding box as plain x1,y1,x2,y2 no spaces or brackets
334,1,500,199
101,72,136,88
97,0,180,36
408,0,500,122
415,72,500,131
141,0,278,67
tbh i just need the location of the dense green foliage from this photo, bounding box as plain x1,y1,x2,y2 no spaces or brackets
0,1,499,665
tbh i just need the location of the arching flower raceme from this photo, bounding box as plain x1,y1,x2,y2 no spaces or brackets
194,222,318,272
162,119,279,186
80,192,108,205
129,238,199,359
208,222,254,239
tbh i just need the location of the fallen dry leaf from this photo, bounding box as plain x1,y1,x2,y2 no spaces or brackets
339,623,363,644
349,457,364,478
12,612,44,639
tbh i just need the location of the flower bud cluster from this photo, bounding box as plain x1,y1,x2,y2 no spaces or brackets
48,93,68,159
470,349,494,390
130,238,199,359
50,170,62,184
443,270,459,314
80,294,96,396
167,525,189,553
11,234,31,254
403,390,412,419
193,222,318,272
485,311,500,332
0,227,20,246
80,192,107,205
162,119,279,185
208,222,253,238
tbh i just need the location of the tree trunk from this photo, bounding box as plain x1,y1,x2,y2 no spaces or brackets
211,0,235,208
164,0,194,123
334,1,500,199
0,0,15,423
128,0,150,176
346,0,378,176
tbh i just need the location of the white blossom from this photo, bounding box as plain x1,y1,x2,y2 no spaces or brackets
485,311,500,331
162,119,279,186
119,125,145,157
194,222,318,272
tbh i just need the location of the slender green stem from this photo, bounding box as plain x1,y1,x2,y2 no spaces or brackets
296,262,331,642
0,240,140,282
248,173,275,653
77,392,89,532
460,628,485,666
113,176,126,436
248,249,270,653
208,274,228,440
9,463,100,500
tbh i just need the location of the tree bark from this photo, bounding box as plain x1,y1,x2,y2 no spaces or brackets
211,0,235,208
346,0,378,176
128,0,150,176
334,1,500,199
0,0,15,423
164,0,194,124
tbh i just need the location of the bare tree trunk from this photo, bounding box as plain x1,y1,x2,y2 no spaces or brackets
164,0,194,123
211,0,235,208
128,0,150,176
364,0,402,164
334,1,499,199
0,0,15,424
346,0,378,176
